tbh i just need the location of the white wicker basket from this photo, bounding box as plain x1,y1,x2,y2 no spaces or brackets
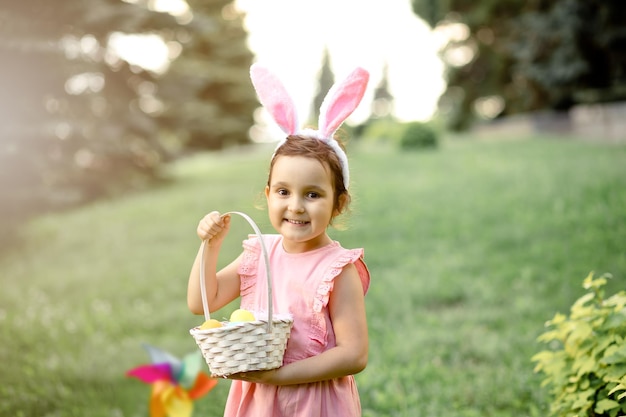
189,211,293,377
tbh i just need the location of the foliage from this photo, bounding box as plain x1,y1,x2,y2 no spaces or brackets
0,0,256,245
371,63,394,119
157,0,257,150
509,0,626,108
358,117,407,144
532,273,626,417
398,121,438,149
411,0,446,28
411,0,626,130
309,48,335,126
1,138,625,416
360,119,439,149
0,0,167,243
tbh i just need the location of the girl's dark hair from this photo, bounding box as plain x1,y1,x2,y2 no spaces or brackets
267,135,351,218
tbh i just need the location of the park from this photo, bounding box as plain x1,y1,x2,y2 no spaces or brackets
1,1,625,416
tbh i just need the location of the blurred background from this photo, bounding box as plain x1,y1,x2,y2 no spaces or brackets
2,0,624,246
1,2,626,416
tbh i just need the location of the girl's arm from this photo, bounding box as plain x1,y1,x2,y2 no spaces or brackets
187,247,242,315
187,212,242,315
231,263,368,385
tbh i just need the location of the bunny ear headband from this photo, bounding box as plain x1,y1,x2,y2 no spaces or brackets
250,63,370,188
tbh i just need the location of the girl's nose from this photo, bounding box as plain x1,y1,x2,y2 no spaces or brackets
288,197,305,213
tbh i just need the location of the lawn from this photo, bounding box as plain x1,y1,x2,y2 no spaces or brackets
1,135,625,417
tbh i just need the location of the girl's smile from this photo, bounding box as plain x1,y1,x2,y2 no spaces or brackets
265,155,336,253
284,219,309,225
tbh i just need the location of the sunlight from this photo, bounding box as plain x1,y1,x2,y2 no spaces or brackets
107,32,172,73
474,95,505,119
121,0,193,23
235,0,445,124
149,0,189,16
444,44,476,67
149,0,193,23
64,72,105,95
106,0,189,73
105,0,446,127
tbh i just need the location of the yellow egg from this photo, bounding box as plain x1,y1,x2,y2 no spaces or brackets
199,319,223,329
229,309,255,322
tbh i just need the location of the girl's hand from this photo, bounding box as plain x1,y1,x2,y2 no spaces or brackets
197,211,230,245
227,369,278,384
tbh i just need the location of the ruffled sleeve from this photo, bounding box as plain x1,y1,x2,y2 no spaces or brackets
306,248,370,355
237,235,261,297
313,248,370,313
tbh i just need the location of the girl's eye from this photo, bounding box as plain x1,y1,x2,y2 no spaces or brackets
277,189,289,196
307,192,320,199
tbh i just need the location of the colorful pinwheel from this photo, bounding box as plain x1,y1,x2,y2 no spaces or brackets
127,344,218,417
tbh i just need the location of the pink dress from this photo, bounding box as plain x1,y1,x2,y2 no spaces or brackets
223,234,370,417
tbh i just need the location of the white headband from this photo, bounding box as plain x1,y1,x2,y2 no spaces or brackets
250,64,370,189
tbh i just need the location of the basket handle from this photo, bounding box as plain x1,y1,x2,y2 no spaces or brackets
199,211,273,332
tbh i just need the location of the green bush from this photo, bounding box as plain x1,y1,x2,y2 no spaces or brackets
399,121,438,149
532,273,626,417
359,118,406,144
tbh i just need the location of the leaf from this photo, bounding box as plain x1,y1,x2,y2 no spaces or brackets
574,356,595,378
582,272,596,290
600,344,626,366
602,355,626,366
592,334,616,356
531,350,555,363
579,378,589,390
547,312,567,326
604,293,626,310
608,383,626,397
594,398,620,413
583,272,607,291
604,364,626,380
538,327,570,343
572,292,596,311
604,311,626,329
566,320,593,347
570,389,594,408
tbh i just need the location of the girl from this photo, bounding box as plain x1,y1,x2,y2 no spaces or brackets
187,64,371,417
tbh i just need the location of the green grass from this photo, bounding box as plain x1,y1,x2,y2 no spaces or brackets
1,136,625,417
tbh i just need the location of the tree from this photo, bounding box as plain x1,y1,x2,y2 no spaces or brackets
411,0,626,130
509,0,626,108
158,0,257,150
0,0,256,244
310,48,335,125
0,0,166,243
371,62,395,119
412,0,526,129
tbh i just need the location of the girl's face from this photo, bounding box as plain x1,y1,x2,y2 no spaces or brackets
265,155,337,253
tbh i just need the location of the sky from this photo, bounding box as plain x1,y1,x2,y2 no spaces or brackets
234,0,446,124
114,0,447,131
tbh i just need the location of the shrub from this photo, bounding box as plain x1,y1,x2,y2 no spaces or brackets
532,273,626,417
399,121,438,149
359,117,406,144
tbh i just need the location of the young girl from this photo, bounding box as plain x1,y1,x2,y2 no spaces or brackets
187,64,371,417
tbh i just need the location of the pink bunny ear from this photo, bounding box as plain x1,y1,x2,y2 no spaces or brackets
318,67,370,138
250,64,298,135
